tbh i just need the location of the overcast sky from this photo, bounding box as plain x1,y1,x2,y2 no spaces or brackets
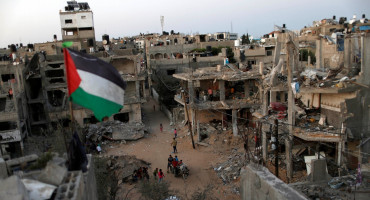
0,0,369,48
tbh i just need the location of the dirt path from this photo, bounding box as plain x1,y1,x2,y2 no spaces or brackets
105,98,240,199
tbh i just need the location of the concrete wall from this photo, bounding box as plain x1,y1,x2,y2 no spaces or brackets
240,165,307,200
111,57,135,74
60,11,94,28
83,154,98,200
344,89,370,139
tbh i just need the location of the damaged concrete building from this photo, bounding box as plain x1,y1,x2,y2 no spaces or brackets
1,1,146,158
0,56,28,158
173,65,262,138
146,33,236,110
239,15,370,200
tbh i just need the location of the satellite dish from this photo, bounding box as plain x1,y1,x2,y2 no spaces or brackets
103,40,107,45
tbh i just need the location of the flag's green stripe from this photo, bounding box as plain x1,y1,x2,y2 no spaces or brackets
62,41,74,48
70,87,123,121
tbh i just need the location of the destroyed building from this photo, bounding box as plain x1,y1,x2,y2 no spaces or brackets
1,1,146,158
238,15,370,200
173,65,262,138
0,56,28,159
146,33,236,109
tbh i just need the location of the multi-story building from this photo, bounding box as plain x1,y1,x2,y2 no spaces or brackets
0,57,28,158
59,1,95,52
173,65,262,138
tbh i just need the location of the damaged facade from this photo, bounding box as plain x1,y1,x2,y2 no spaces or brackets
0,1,146,158
173,65,262,138
0,56,28,158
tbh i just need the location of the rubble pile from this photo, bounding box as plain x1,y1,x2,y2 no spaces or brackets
214,149,245,184
86,120,146,142
106,155,150,183
198,123,218,140
292,172,370,200
209,119,224,131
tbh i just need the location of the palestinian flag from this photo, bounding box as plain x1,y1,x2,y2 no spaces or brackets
64,48,126,121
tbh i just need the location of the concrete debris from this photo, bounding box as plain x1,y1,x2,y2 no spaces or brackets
86,120,146,142
294,170,370,199
214,149,244,184
21,178,57,200
37,161,67,186
198,123,218,140
0,175,30,200
300,69,327,80
106,155,150,182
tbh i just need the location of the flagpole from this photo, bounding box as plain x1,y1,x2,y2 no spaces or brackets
62,45,73,162
69,101,74,131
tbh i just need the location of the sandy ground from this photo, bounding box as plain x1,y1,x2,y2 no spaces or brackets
104,98,241,199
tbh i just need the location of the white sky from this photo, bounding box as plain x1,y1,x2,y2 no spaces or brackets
0,0,369,48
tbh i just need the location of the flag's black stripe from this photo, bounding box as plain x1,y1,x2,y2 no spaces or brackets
67,48,126,90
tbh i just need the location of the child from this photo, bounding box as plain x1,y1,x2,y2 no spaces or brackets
158,169,165,183
153,168,158,180
160,123,163,132
174,128,177,138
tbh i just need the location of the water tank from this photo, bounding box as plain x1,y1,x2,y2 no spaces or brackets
333,15,336,20
283,24,286,28
10,44,16,52
102,34,109,44
20,43,23,47
234,40,240,47
363,14,366,18
27,44,34,49
88,39,94,47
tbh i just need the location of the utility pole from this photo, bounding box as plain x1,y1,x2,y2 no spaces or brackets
286,38,295,181
274,119,279,178
181,90,195,149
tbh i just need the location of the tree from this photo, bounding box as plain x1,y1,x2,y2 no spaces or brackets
246,33,251,44
241,34,247,45
242,33,251,45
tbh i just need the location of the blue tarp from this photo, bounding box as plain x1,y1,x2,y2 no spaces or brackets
359,26,370,31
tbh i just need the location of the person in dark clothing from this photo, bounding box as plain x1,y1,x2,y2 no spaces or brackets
153,168,158,180
68,132,88,172
167,155,173,173
143,167,149,180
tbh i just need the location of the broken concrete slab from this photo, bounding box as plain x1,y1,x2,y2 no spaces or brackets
308,159,332,182
37,162,67,186
0,175,30,200
0,157,8,179
21,178,56,200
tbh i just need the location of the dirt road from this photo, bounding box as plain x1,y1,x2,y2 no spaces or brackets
105,98,240,199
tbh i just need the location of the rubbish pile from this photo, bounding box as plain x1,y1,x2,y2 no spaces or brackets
214,149,245,184
85,120,146,142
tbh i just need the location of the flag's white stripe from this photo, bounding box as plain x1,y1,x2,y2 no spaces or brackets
77,70,124,106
